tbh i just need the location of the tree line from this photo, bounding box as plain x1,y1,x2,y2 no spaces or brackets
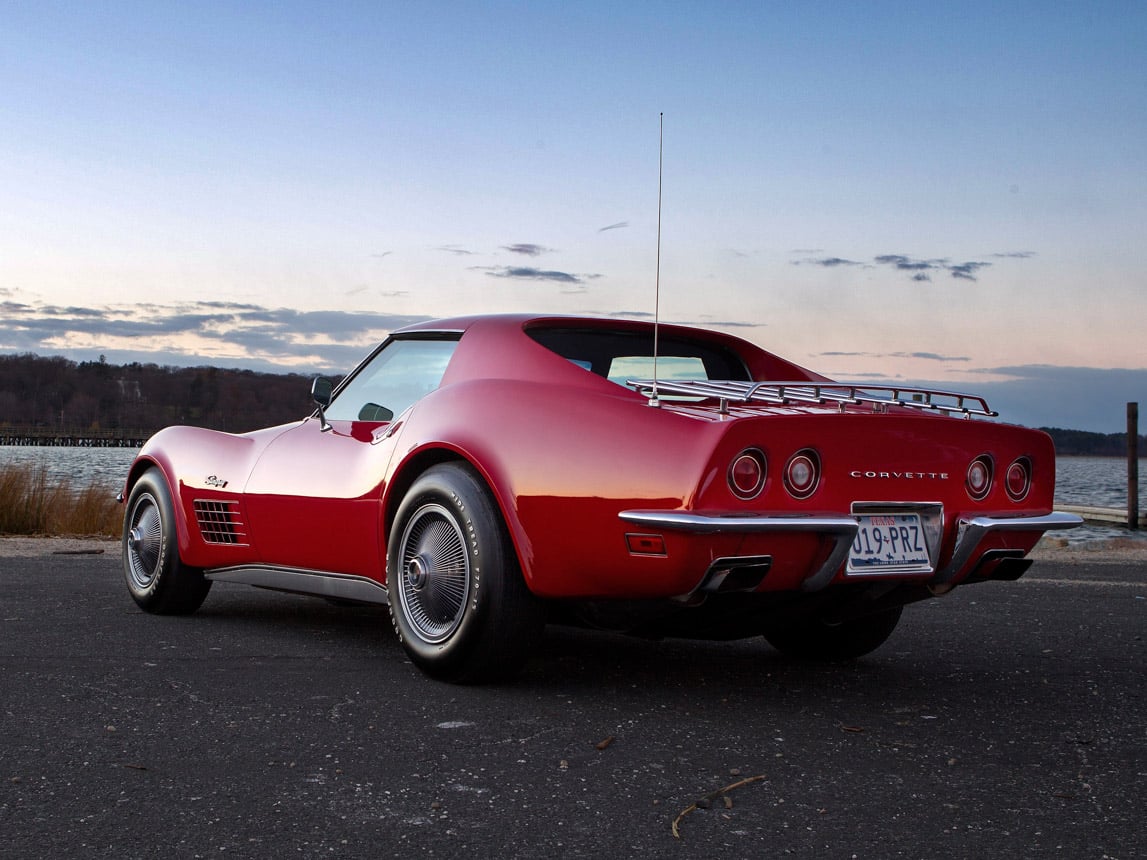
1040,426,1146,458
0,353,320,436
0,352,1142,454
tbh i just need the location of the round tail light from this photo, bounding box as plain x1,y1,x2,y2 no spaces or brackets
966,455,993,500
1005,457,1032,501
784,449,820,499
729,448,767,500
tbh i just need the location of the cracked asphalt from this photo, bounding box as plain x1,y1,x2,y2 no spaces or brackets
1,546,1144,858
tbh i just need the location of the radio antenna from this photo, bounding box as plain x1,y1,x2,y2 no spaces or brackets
649,112,663,408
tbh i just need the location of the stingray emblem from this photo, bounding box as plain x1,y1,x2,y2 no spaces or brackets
205,475,229,489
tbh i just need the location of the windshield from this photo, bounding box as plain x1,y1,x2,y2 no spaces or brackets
324,337,459,422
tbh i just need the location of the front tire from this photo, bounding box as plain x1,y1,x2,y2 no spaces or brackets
387,462,543,683
764,606,903,661
122,468,211,615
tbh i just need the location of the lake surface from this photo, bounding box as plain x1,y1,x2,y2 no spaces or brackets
2,447,1142,544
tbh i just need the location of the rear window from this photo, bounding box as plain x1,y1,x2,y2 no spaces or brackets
527,326,750,385
606,355,708,384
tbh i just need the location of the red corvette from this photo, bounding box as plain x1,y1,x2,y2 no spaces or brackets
120,314,1080,681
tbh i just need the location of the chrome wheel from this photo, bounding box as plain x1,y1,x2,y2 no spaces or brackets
396,502,471,644
386,462,543,682
126,492,164,590
121,468,211,615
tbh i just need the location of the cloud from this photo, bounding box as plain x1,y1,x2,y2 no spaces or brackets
0,300,431,372
435,245,476,256
597,221,628,232
874,254,944,272
796,257,862,268
874,254,992,282
795,250,1031,283
501,243,554,257
370,251,392,259
818,350,970,362
948,261,991,281
480,266,595,285
898,351,970,362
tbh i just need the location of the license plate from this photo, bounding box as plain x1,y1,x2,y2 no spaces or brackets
848,513,931,573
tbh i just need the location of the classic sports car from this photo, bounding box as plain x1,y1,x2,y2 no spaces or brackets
120,314,1080,681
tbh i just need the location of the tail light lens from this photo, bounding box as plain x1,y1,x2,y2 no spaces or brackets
728,448,767,500
1005,457,1032,501
966,455,993,500
784,449,820,499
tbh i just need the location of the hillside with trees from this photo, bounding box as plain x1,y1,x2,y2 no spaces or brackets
0,353,319,437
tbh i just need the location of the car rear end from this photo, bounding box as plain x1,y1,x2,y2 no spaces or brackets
620,391,1079,598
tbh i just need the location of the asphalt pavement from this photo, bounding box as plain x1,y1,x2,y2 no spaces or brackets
1,548,1144,859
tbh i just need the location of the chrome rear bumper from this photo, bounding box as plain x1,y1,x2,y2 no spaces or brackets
618,509,1083,592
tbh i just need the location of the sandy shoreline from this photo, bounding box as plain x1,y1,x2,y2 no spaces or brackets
1,534,1145,563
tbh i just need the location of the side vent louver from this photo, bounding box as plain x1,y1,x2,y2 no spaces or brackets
193,500,248,546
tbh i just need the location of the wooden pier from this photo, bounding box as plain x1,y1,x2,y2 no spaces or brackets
0,427,147,448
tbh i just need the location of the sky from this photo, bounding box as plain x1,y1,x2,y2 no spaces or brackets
1,1,1144,433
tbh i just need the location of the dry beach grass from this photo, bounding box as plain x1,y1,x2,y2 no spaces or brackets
0,462,121,539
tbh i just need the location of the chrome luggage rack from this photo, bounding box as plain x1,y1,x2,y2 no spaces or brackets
627,379,997,419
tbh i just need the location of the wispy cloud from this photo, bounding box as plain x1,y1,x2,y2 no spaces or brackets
795,256,862,268
819,350,970,362
435,245,476,256
597,221,628,232
478,266,600,285
796,250,1027,282
874,254,993,282
501,243,554,257
947,261,991,281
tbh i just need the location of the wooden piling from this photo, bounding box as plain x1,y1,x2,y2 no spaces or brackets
1130,402,1139,531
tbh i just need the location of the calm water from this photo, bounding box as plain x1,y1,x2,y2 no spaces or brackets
1,447,1142,544
1,445,139,492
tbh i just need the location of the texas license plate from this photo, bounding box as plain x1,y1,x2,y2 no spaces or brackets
848,513,931,573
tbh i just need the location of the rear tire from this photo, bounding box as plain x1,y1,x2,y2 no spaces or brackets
764,606,903,661
387,462,543,683
122,468,211,615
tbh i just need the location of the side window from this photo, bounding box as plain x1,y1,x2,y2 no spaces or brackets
324,338,458,422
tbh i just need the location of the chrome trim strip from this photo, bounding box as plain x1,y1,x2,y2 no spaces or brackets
932,511,1083,585
618,510,858,593
205,564,390,605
